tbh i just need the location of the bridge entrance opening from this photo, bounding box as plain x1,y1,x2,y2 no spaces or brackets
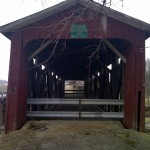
26,38,131,119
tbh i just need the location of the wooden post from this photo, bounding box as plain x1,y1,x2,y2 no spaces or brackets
5,32,28,133
79,87,81,118
124,30,145,130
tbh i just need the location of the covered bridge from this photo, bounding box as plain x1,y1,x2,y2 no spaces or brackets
0,0,150,133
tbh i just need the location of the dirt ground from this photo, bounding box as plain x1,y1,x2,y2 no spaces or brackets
0,120,150,150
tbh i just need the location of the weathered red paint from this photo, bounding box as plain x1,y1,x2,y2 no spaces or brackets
5,32,28,133
134,29,145,130
5,7,146,133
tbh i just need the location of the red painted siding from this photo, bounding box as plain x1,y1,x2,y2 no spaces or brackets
5,32,28,133
5,6,146,132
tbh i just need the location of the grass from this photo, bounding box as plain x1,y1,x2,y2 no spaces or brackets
145,98,150,105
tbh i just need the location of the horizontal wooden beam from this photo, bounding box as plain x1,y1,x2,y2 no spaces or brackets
102,38,127,63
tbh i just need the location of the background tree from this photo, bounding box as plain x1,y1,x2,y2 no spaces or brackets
145,59,150,104
35,0,124,8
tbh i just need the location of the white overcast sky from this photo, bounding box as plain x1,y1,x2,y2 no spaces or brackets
0,0,150,80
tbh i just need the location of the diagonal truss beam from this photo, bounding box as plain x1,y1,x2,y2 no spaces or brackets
28,40,52,61
102,38,127,63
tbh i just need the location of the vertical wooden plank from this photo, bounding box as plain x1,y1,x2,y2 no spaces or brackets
114,20,129,40
107,17,115,38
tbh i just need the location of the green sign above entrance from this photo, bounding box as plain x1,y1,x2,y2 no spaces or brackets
70,24,88,38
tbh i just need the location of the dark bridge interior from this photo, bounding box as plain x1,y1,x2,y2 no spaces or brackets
26,38,131,99
27,38,130,80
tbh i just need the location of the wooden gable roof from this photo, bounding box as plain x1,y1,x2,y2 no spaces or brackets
0,0,150,39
